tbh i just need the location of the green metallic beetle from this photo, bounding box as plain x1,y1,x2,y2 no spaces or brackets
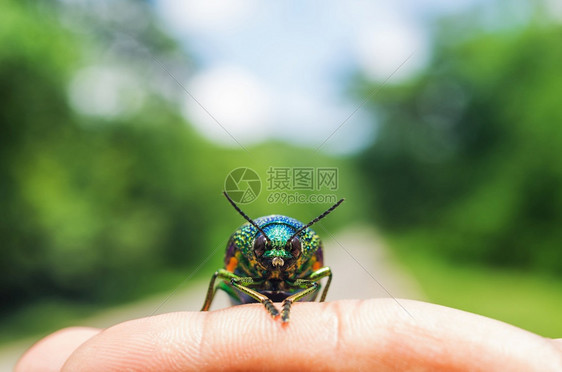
201,192,344,322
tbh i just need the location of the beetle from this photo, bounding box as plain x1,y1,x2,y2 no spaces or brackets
201,192,344,322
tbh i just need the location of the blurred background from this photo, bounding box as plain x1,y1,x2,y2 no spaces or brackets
2,0,562,367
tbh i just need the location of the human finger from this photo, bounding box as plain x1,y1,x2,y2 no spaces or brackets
60,299,562,371
15,327,100,372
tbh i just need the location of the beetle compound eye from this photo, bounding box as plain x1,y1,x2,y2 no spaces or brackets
289,237,301,259
254,234,267,257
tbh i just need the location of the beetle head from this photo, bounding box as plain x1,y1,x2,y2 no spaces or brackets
224,191,344,271
252,225,302,270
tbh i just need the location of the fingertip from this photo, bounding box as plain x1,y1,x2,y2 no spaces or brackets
62,312,207,372
15,327,100,372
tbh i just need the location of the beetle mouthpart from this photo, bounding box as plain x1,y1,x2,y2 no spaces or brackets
272,257,284,267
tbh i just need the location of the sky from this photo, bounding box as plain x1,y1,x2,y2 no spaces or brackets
151,1,483,153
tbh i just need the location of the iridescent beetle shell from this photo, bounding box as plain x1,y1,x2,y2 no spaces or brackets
221,215,324,304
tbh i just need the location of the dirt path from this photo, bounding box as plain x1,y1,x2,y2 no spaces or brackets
1,226,423,370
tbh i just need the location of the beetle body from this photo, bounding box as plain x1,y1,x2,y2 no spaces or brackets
201,193,342,322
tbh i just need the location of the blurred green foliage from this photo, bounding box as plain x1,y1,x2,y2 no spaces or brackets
0,0,359,323
390,234,562,338
358,19,562,273
0,0,210,309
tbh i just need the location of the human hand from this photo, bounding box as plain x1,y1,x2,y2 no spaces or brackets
16,299,562,371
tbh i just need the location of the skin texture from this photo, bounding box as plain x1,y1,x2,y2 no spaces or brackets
15,299,562,372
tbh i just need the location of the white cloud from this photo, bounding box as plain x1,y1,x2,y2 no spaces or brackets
267,90,375,155
545,0,562,23
354,18,430,83
157,0,258,34
68,65,144,119
182,66,273,146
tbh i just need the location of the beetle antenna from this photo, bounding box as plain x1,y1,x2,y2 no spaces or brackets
288,198,345,241
223,191,271,244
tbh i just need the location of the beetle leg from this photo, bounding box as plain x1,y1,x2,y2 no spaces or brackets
201,269,248,311
230,279,279,318
280,281,319,322
201,270,220,311
280,267,333,322
309,266,333,302
201,269,279,317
